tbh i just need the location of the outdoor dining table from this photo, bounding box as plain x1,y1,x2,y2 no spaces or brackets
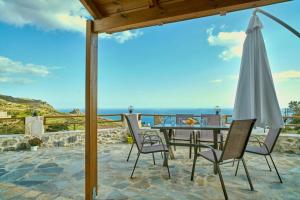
151,123,230,173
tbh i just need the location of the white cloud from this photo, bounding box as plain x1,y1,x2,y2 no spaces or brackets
0,56,50,76
0,0,144,43
273,70,300,81
228,70,300,82
0,56,54,84
211,79,223,83
0,76,32,84
100,30,143,43
0,0,87,34
207,27,246,61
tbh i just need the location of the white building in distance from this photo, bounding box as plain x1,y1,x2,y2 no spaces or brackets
0,111,11,118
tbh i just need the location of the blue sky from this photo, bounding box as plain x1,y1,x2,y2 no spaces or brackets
0,0,299,109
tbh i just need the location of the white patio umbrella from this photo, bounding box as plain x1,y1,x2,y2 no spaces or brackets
233,13,284,129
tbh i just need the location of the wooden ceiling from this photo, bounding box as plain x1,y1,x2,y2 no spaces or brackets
80,0,288,33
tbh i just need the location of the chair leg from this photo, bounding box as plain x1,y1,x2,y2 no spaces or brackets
164,151,171,179
216,163,228,200
191,152,198,181
269,154,283,183
241,158,254,191
127,142,135,162
193,132,197,155
130,152,140,178
161,152,163,159
189,134,192,159
232,159,235,167
152,153,156,165
196,133,201,153
235,160,240,176
220,134,224,150
264,155,272,171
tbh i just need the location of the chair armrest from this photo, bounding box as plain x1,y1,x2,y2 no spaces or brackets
194,143,219,162
249,136,271,153
143,134,164,144
143,130,159,135
142,135,167,151
250,136,262,143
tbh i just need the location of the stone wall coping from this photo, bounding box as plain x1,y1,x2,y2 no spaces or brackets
252,132,300,138
42,127,127,135
43,130,83,135
0,134,24,138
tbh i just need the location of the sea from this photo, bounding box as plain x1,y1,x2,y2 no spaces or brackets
59,108,234,126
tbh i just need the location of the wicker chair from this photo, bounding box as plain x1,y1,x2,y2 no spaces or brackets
172,114,194,158
125,114,171,178
235,128,283,183
191,119,256,200
195,114,224,150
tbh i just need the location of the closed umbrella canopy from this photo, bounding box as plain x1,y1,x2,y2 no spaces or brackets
233,14,284,129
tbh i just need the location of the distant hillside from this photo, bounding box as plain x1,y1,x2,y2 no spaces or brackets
0,94,61,117
0,94,122,134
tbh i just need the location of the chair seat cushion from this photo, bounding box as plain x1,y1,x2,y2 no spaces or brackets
141,144,168,153
198,149,222,162
246,145,269,155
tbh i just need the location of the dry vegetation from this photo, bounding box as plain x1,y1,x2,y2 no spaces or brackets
0,94,122,134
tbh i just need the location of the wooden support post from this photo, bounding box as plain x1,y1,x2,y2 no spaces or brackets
85,20,98,200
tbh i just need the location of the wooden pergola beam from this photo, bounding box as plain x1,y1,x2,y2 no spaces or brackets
85,20,98,200
148,0,160,7
93,0,287,33
80,0,102,19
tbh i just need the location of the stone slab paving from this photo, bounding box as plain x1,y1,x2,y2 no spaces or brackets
0,144,300,200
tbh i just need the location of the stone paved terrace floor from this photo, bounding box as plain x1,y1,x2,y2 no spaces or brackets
0,144,300,200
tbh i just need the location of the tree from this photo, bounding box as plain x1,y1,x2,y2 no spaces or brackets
288,101,300,130
288,101,300,115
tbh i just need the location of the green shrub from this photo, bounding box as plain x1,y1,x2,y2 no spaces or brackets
28,137,43,146
288,101,300,130
46,124,69,132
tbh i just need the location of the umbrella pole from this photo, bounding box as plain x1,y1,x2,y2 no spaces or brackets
254,8,300,39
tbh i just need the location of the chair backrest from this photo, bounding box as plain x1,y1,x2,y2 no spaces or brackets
199,114,221,138
124,114,143,151
201,114,220,126
264,128,282,153
176,114,193,125
221,119,256,161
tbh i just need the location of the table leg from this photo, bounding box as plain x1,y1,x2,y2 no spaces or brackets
162,129,175,167
213,129,220,174
168,129,175,159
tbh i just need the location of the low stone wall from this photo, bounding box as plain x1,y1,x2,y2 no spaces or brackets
0,128,299,154
0,127,130,151
40,127,130,148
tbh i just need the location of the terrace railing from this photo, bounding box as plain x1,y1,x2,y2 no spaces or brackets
138,114,202,126
0,117,25,134
1,114,299,134
223,115,300,128
44,114,124,132
283,116,300,128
